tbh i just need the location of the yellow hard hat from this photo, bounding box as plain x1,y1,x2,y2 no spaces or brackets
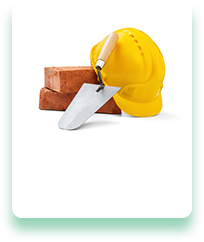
90,28,165,117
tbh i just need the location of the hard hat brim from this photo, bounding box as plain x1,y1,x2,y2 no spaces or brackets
114,92,162,117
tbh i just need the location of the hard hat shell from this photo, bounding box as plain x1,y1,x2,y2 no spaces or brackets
90,28,165,117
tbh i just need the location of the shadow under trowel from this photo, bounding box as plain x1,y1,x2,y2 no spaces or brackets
78,119,120,130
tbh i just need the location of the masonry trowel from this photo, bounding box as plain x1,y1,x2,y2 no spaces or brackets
58,32,121,130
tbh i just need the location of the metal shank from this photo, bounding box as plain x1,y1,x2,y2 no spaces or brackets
96,67,105,92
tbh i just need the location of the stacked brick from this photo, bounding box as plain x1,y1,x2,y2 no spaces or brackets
39,66,121,114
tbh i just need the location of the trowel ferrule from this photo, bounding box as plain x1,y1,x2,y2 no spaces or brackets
95,59,105,69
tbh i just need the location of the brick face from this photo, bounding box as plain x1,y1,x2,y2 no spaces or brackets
39,87,121,114
45,66,99,93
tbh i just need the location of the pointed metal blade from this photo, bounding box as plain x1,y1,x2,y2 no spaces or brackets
58,83,121,130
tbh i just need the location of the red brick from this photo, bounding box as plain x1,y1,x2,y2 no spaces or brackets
45,66,99,93
39,87,121,114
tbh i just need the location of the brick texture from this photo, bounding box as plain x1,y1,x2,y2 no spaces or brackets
39,87,121,114
45,66,99,93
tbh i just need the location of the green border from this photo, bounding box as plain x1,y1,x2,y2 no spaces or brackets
0,0,204,241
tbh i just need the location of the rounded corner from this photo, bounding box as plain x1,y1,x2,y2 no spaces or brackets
182,206,192,219
187,0,193,7
12,206,23,219
12,0,18,7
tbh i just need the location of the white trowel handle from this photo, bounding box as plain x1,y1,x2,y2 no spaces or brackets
95,32,119,70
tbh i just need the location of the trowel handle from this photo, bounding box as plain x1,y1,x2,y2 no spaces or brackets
95,32,119,70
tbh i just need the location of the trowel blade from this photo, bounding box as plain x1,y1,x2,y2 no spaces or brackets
58,83,121,130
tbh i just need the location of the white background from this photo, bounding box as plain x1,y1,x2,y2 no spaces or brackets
11,0,192,218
